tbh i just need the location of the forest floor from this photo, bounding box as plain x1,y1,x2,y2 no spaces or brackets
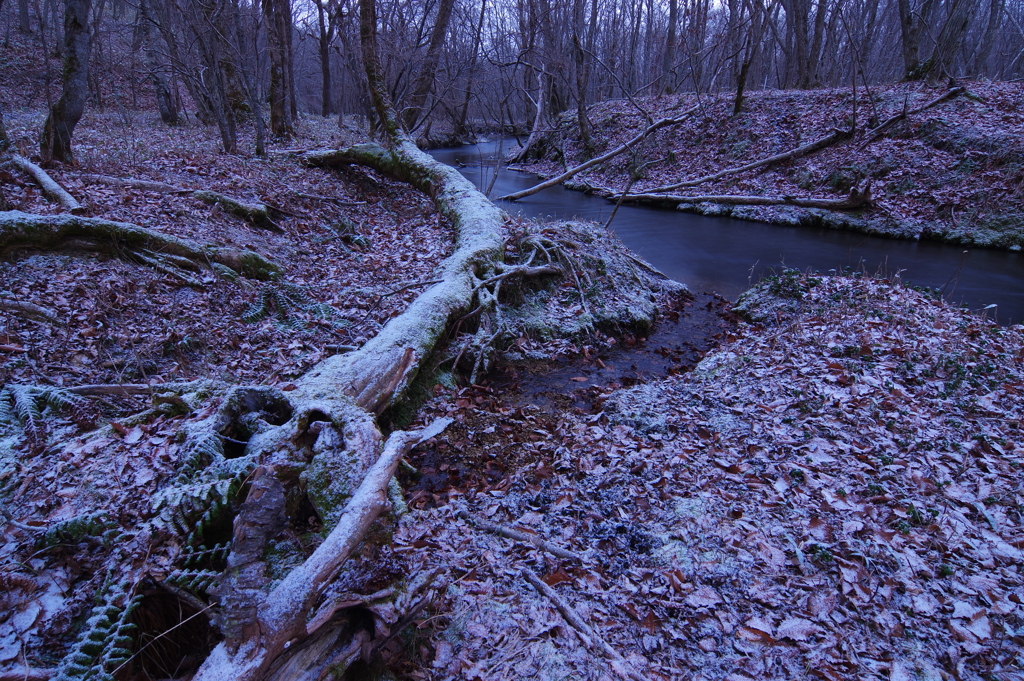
515,81,1024,250
1,104,1023,680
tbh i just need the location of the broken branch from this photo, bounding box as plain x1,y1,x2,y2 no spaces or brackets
523,568,646,681
458,510,584,561
859,86,965,148
619,183,872,210
0,210,281,279
640,126,854,195
11,155,84,213
498,106,700,201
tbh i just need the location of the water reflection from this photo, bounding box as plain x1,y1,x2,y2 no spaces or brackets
430,141,1023,325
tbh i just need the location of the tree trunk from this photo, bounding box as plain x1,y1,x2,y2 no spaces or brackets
315,0,333,117
897,0,936,79
402,0,456,131
264,0,294,138
929,0,980,80
783,0,814,88
139,0,178,125
662,0,679,94
572,0,593,156
0,103,10,211
972,0,1005,76
734,0,768,115
18,0,31,32
454,0,487,137
40,0,92,164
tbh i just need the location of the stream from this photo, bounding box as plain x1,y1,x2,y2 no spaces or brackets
430,140,1024,326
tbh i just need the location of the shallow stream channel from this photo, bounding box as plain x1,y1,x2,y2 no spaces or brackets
430,140,1024,325
428,140,1024,410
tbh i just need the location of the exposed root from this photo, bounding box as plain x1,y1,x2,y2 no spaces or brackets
0,210,281,280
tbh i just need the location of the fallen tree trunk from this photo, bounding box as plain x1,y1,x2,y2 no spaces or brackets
638,126,854,195
11,154,84,213
0,210,281,279
619,183,872,210
498,105,700,202
184,127,516,680
77,174,283,232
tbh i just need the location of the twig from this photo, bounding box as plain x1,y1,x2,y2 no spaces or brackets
522,569,646,681
458,511,584,562
294,191,366,206
0,668,55,681
65,383,155,396
363,280,444,317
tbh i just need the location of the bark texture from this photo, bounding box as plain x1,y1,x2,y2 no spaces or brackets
263,0,295,138
40,0,93,163
402,0,456,131
139,0,179,125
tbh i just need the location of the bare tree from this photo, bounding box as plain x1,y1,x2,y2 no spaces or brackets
402,0,456,130
661,0,679,93
40,0,92,163
139,0,179,125
930,0,981,79
313,0,337,117
898,0,936,78
18,0,30,32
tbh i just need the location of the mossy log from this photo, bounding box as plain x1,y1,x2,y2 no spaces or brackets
0,210,281,279
185,134,509,681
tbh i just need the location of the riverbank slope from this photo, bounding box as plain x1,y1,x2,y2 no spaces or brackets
515,81,1024,250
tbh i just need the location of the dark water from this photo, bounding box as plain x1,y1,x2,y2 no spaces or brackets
430,141,1024,325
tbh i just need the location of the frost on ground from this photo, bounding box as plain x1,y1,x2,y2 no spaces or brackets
397,274,1023,681
520,81,1024,249
1,113,454,389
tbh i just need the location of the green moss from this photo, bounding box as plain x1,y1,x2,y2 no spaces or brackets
300,446,363,532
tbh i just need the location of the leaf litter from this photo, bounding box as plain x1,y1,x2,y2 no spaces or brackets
1,109,1022,679
393,272,1024,680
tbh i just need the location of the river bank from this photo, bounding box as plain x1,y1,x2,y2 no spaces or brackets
513,81,1024,251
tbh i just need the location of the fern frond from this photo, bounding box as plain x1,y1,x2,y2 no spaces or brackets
53,580,140,681
0,388,14,425
175,431,224,482
39,512,116,549
8,385,44,442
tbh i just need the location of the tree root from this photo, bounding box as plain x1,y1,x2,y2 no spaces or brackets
78,174,284,233
0,210,281,280
10,154,84,213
